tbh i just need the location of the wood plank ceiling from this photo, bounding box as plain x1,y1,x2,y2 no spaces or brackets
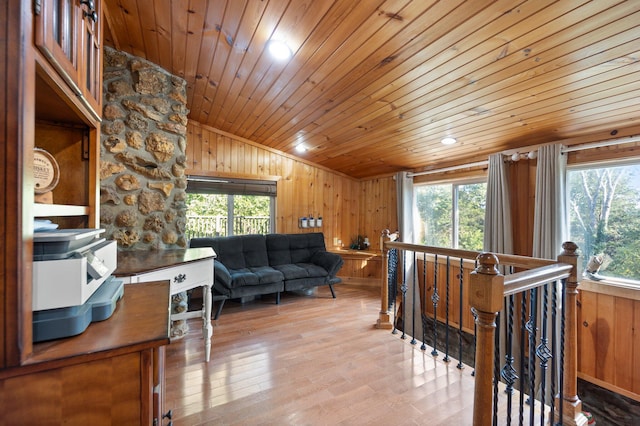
102,0,640,179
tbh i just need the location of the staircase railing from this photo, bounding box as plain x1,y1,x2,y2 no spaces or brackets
377,230,589,426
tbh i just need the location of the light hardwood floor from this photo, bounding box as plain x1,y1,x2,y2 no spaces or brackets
164,285,478,425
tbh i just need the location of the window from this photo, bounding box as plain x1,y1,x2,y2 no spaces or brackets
185,177,276,238
414,180,486,250
567,162,640,282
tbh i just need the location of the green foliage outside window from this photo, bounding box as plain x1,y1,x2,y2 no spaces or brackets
568,164,640,281
186,193,272,237
415,182,485,251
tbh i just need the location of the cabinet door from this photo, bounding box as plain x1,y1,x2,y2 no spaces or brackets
34,0,82,96
78,0,102,115
35,0,102,119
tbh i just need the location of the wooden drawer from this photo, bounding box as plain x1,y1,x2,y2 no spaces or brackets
131,259,213,295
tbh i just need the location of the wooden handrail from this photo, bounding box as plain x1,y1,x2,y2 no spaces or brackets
503,263,572,296
378,237,588,425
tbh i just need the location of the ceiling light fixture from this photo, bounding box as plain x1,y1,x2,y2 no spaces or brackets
295,144,307,153
441,137,457,145
267,40,293,61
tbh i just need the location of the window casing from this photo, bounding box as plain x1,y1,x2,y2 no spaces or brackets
567,161,640,283
186,176,276,238
414,180,486,250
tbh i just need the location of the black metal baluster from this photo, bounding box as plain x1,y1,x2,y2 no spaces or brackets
457,257,464,369
536,283,552,426
550,280,559,424
519,291,527,425
527,288,538,425
443,256,451,362
411,251,417,345
472,307,478,376
389,249,399,335
501,294,518,426
431,254,439,357
401,250,407,340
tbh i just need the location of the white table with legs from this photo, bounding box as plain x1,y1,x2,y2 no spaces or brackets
115,247,216,362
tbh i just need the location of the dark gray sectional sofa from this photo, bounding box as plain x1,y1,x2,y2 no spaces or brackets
189,232,344,306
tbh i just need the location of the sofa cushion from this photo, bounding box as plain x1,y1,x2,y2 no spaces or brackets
191,234,269,269
266,234,292,265
229,266,283,287
267,232,326,265
289,233,326,263
214,260,232,287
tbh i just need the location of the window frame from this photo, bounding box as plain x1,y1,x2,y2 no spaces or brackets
413,177,487,250
186,176,277,237
566,159,640,285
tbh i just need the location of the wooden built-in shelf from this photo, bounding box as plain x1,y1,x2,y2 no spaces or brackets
329,248,382,287
33,203,90,217
10,281,170,374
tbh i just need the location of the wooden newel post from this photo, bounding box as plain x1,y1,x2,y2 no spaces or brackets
376,229,394,329
556,241,589,426
469,253,504,426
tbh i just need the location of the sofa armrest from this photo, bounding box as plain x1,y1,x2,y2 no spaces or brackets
214,259,233,288
311,251,344,277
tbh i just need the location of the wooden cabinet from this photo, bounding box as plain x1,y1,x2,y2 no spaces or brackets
0,281,171,425
330,249,382,287
34,0,103,120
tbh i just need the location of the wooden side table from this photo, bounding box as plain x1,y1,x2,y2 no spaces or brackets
115,247,216,362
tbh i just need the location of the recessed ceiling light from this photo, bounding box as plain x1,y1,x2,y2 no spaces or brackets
441,137,457,145
267,40,292,61
295,144,307,153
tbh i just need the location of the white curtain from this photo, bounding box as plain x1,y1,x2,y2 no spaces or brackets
483,153,513,254
483,153,518,386
396,171,414,244
395,171,422,338
533,144,567,258
532,143,567,400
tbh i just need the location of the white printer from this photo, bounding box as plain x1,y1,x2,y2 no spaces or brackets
32,228,122,342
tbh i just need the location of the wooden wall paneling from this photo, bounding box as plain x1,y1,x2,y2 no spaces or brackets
116,0,148,59
578,290,598,378
509,160,536,256
184,122,400,255
168,0,189,80
136,0,159,63
201,1,248,125
187,0,226,122
614,297,634,391
323,2,640,156
596,293,616,384
185,122,195,169
214,0,275,129
183,0,207,85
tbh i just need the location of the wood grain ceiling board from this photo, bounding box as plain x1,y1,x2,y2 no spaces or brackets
102,0,640,179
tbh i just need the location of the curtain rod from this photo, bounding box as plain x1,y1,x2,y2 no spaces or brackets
561,134,640,153
407,160,489,177
407,134,639,177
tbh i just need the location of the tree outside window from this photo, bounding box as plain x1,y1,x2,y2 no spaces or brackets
186,193,273,238
568,163,640,282
415,181,486,251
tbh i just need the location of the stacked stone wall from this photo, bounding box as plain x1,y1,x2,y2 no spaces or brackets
100,46,188,250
